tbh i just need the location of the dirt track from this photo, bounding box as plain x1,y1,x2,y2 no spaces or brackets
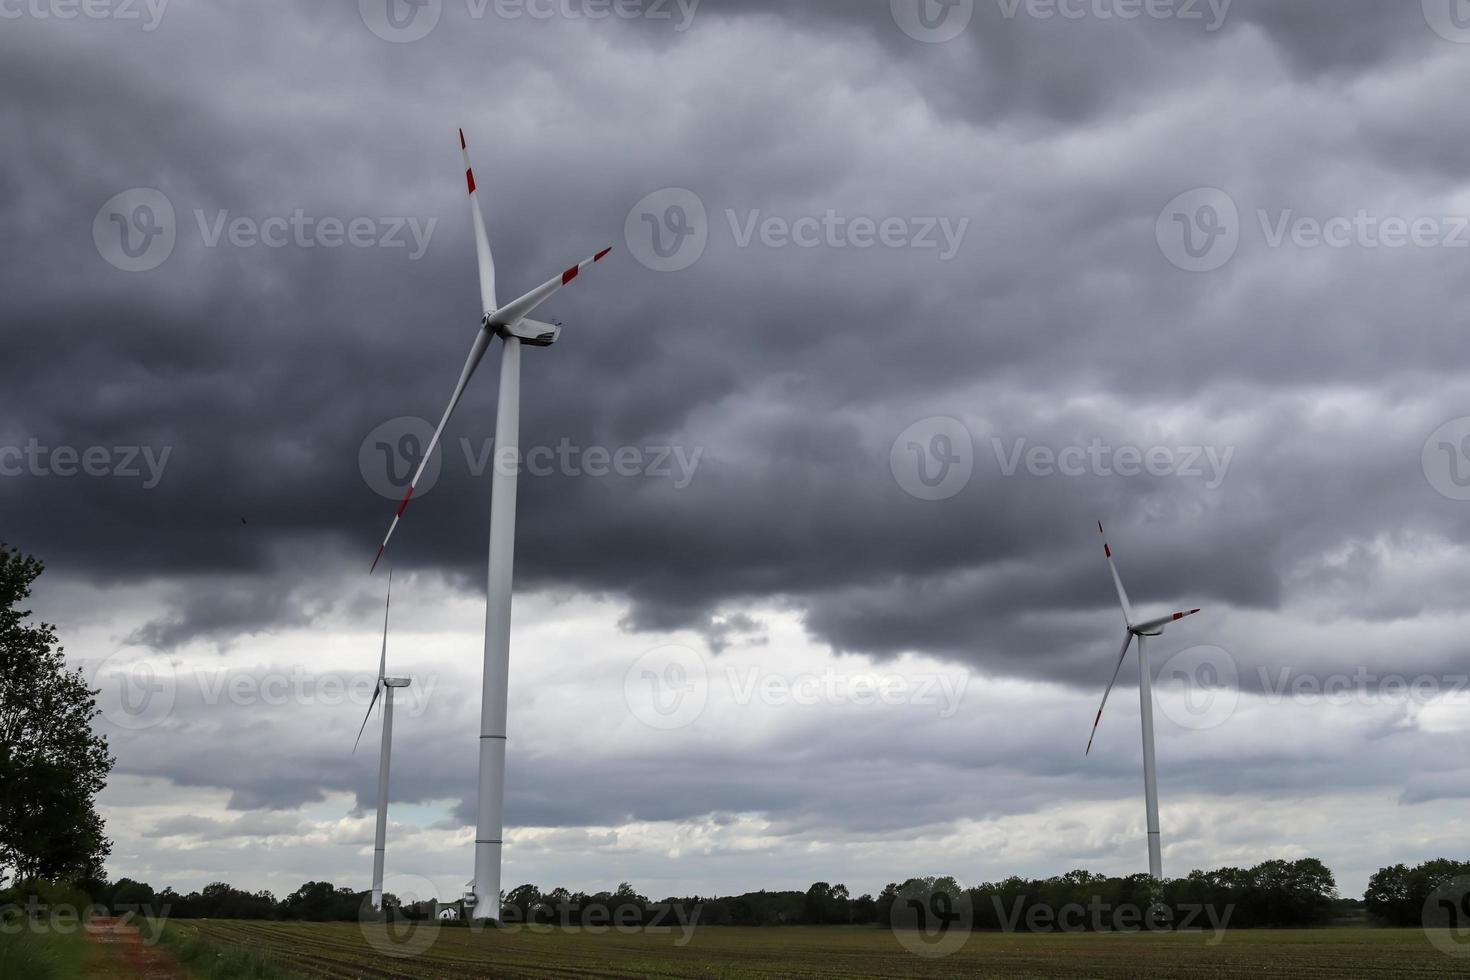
83,916,188,980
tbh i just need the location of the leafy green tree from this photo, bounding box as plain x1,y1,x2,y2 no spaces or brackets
1366,859,1470,927
0,545,114,887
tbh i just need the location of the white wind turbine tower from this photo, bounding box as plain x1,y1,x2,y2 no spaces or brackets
354,569,413,912
1085,523,1201,881
370,129,612,921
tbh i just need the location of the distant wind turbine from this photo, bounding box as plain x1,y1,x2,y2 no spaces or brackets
1086,523,1201,881
354,569,412,912
369,129,613,921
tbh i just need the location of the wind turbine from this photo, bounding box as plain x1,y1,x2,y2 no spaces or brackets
1085,522,1201,881
370,129,612,921
354,569,413,912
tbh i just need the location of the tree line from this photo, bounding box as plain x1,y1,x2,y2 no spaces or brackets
8,855,1456,931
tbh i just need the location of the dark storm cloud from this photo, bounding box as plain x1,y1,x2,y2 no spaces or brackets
7,0,1470,707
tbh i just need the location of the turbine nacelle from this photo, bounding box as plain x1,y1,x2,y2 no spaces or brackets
483,314,562,347
383,677,413,689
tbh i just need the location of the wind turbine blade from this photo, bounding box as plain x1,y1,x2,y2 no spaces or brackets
353,681,384,754
460,128,497,313
1133,608,1202,634
1098,522,1134,627
1086,631,1135,756
486,246,613,331
378,569,393,680
371,328,494,572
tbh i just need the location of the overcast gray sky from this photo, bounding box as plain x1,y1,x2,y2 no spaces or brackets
4,0,1470,902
